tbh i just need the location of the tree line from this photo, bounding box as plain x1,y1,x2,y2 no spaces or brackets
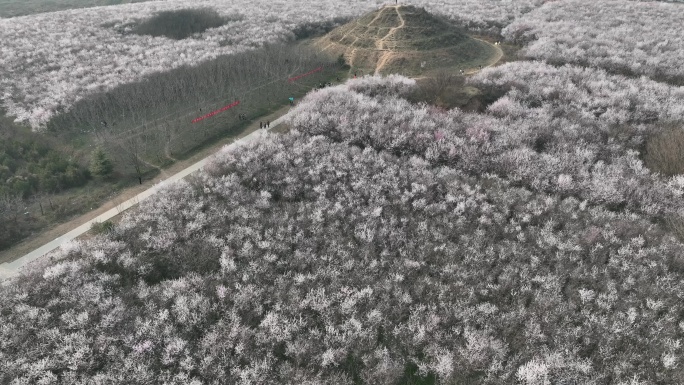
0,43,337,252
0,116,91,250
48,43,336,184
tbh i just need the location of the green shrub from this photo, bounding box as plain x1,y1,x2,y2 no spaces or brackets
89,147,113,178
291,17,352,40
90,220,115,235
0,132,88,198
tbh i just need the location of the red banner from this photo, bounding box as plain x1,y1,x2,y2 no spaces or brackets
192,101,240,123
288,66,324,83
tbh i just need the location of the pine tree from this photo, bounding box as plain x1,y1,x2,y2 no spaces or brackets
89,146,113,178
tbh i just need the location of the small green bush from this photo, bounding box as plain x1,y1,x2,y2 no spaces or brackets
89,146,113,178
90,220,115,235
0,127,89,198
291,17,352,40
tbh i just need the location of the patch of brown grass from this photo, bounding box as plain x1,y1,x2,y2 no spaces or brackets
407,71,482,110
645,126,684,177
270,123,292,135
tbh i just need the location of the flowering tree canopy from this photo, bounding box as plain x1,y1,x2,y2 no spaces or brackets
2,75,684,383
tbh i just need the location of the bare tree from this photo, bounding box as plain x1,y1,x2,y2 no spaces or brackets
0,193,24,223
107,131,147,185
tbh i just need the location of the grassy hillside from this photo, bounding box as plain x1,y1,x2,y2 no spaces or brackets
316,5,498,76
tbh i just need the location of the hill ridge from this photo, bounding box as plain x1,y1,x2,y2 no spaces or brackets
315,5,496,76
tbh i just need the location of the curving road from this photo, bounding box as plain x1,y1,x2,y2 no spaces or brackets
0,115,289,280
464,37,504,75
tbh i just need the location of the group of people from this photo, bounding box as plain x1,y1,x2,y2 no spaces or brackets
230,74,341,130
236,113,270,129
458,65,484,75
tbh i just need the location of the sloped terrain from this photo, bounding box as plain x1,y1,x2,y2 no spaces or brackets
316,5,498,75
2,74,684,384
3,0,684,383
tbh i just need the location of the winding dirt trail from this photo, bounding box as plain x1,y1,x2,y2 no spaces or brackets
321,4,505,78
322,20,361,52
368,6,388,27
375,6,406,75
347,37,361,68
464,37,504,75
139,156,170,179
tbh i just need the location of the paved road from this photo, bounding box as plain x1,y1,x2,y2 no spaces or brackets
0,117,288,280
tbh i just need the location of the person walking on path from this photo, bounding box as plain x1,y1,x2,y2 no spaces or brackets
260,121,263,129
267,120,270,128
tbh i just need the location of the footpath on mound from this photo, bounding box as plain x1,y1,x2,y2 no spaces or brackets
316,5,501,76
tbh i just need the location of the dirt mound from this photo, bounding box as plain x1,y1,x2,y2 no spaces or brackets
316,5,497,76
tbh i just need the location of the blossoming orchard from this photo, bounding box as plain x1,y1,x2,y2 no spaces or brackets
0,0,545,129
2,0,684,384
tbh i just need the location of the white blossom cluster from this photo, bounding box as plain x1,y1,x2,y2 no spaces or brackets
0,0,544,129
0,0,314,128
292,68,684,219
346,74,417,98
2,76,684,383
2,0,684,381
503,0,684,82
424,0,545,34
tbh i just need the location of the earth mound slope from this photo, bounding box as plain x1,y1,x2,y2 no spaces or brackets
316,5,497,75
